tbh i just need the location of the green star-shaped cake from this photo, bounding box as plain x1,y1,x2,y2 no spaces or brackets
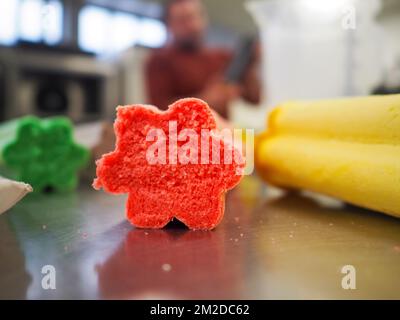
2,116,89,192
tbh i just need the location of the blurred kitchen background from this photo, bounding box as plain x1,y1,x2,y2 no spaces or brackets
0,0,400,131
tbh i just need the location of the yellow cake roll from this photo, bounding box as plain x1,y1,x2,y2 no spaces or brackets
256,94,400,218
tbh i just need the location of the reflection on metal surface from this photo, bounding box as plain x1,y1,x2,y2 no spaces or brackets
253,194,400,299
97,227,242,299
96,191,249,299
0,217,31,299
1,178,400,299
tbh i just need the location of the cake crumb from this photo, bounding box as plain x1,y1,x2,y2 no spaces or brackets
162,263,172,272
42,225,47,230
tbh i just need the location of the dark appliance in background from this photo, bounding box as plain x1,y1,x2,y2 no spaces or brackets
0,63,5,121
372,83,400,95
0,48,118,123
372,85,400,95
225,36,257,84
21,70,102,120
372,59,400,95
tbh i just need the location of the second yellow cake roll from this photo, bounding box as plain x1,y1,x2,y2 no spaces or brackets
256,94,400,218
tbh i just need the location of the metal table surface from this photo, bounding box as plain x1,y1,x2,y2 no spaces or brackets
1,175,400,299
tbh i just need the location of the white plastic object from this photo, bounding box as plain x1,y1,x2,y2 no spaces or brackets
246,0,384,112
0,176,32,215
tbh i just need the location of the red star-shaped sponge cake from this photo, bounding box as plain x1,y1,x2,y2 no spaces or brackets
93,98,245,230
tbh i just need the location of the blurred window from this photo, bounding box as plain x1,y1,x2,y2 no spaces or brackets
78,5,112,54
42,0,63,45
137,18,167,48
0,0,19,45
19,0,43,42
0,1,165,52
113,12,140,52
0,0,63,46
78,5,167,55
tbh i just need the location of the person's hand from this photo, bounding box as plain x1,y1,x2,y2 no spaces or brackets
199,78,241,118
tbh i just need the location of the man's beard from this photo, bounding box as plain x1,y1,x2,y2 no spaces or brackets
176,36,202,52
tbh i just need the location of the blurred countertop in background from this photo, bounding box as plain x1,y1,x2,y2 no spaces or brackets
1,0,400,129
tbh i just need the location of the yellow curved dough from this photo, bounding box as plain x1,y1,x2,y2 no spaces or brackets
256,94,400,218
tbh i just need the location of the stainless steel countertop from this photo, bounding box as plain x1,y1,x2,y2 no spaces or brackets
1,175,400,299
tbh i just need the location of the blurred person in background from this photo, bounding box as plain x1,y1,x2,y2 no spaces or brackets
145,0,261,119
